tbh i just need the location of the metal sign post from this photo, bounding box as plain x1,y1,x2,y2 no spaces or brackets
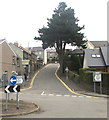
16,92,19,109
5,85,20,110
93,72,102,94
65,67,69,80
8,93,10,101
94,82,96,93
5,93,8,110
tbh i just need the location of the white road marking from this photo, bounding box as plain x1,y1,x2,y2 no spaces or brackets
56,95,62,97
36,91,94,98
64,95,70,97
49,94,54,96
71,95,77,97
86,96,92,98
78,96,84,98
41,91,45,95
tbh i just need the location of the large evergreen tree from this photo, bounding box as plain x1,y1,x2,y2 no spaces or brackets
34,2,86,73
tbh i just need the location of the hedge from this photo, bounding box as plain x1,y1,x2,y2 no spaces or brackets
68,71,79,83
79,68,109,89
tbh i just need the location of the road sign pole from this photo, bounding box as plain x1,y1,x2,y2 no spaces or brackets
5,93,8,110
65,67,69,80
8,93,10,101
16,92,19,109
100,82,102,94
94,82,96,93
66,72,68,80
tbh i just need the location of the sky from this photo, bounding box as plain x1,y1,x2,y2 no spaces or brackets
0,0,108,47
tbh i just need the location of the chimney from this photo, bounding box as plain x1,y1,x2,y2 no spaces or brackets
14,41,19,47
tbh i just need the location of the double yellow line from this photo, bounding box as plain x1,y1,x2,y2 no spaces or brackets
55,65,96,98
21,64,95,98
21,64,50,91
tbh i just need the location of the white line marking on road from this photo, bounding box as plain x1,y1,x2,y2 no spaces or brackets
64,95,70,97
49,94,54,96
56,95,62,97
41,91,45,95
86,96,92,98
78,96,84,98
71,95,77,97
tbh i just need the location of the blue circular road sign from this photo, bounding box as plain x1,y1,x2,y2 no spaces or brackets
10,76,17,85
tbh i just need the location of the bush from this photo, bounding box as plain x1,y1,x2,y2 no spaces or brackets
79,68,109,94
69,71,79,83
64,54,82,73
102,72,109,88
79,68,96,72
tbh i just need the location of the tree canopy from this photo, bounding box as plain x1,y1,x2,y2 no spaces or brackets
35,2,86,50
34,2,87,73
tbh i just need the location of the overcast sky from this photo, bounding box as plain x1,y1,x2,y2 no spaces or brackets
0,0,108,47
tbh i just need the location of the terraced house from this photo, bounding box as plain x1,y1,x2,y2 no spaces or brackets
0,39,22,82
9,42,37,80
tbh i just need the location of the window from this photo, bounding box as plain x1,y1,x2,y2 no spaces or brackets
96,55,101,58
91,54,101,58
12,56,16,65
91,54,96,58
17,57,20,67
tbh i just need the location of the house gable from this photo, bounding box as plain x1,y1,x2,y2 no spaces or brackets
84,49,105,67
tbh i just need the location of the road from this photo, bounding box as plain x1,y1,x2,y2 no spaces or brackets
4,64,107,118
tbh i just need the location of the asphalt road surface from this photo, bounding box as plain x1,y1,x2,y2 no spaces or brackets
4,64,107,118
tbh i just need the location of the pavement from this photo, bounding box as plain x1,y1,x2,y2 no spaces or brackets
0,67,42,117
0,64,108,117
1,99,39,117
57,73,108,99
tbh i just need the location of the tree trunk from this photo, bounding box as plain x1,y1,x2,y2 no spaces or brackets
58,52,65,74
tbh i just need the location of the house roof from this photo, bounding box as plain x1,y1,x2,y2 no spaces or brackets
100,46,109,66
9,43,23,58
46,48,56,53
71,49,84,55
19,46,31,54
84,49,105,67
0,40,17,56
0,39,5,44
90,41,108,48
30,47,44,52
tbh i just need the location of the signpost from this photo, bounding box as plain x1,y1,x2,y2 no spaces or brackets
4,73,23,110
16,76,23,84
10,76,17,85
65,67,69,80
5,85,20,110
93,72,102,94
5,85,20,93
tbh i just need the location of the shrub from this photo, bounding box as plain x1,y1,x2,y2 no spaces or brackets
64,54,82,73
69,71,79,83
79,68,109,93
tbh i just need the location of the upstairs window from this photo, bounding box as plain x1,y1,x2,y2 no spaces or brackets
12,56,16,65
91,54,101,58
91,54,96,58
17,57,20,67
